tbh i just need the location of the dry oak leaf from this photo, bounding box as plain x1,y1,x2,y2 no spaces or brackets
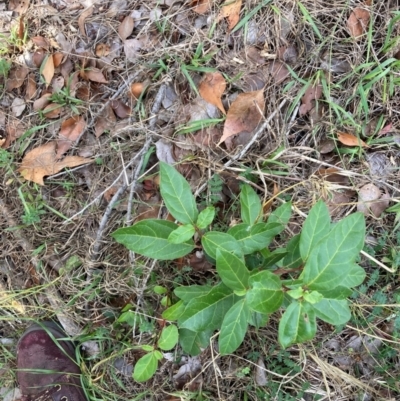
191,0,211,14
337,132,367,147
41,55,54,87
118,16,135,41
299,83,322,116
80,68,108,83
199,72,226,114
18,141,92,185
218,0,242,31
6,65,29,91
218,89,264,145
347,5,370,39
56,115,86,159
78,6,94,37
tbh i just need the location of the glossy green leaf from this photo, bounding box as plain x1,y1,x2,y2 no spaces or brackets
168,224,195,244
340,263,366,288
216,249,249,292
312,299,351,325
267,202,292,231
282,234,302,269
260,248,287,268
317,286,352,300
228,222,281,254
196,206,215,229
162,300,186,320
179,283,238,332
219,299,249,355
133,352,158,382
112,219,194,260
240,184,261,225
278,302,317,349
174,285,212,302
158,324,179,350
300,201,331,261
246,271,283,313
179,328,211,356
202,231,242,260
247,311,269,328
302,213,365,290
159,162,198,224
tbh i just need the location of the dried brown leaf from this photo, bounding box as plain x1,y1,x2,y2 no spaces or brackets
18,141,92,185
268,60,289,84
6,65,29,91
3,117,25,148
32,36,49,49
191,0,211,14
198,72,226,114
347,5,370,39
43,103,63,119
56,115,86,158
33,93,51,111
118,16,134,41
218,0,242,31
32,49,46,68
25,73,37,100
94,103,116,137
111,99,131,118
53,52,64,68
41,55,54,87
337,132,367,147
76,84,90,101
358,184,389,217
95,43,111,57
8,0,30,14
299,83,322,116
219,89,264,145
11,97,26,117
80,67,108,84
78,6,94,37
130,82,145,99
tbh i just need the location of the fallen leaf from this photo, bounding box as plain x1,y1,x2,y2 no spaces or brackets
80,68,108,83
18,141,92,185
33,93,51,111
347,5,370,39
318,138,335,154
32,36,50,49
76,84,90,101
191,0,211,14
219,89,264,145
51,76,64,92
78,6,93,37
33,49,46,67
11,98,26,117
198,72,226,114
95,43,111,57
218,0,242,31
41,55,54,87
118,16,134,41
3,117,25,148
6,65,29,91
56,116,86,158
94,103,116,137
378,123,393,137
130,82,145,99
254,358,268,386
358,184,389,218
299,83,322,116
25,73,37,100
111,99,131,118
268,60,289,84
8,0,30,14
43,103,63,119
337,132,367,147
123,38,142,60
53,52,64,68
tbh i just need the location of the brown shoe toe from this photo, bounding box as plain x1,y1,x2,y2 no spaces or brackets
17,322,87,401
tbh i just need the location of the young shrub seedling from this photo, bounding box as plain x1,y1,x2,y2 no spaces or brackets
112,162,366,379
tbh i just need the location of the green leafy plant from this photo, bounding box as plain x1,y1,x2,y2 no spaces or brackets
112,162,366,367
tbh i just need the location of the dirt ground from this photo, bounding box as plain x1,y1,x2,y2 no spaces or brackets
1,0,400,400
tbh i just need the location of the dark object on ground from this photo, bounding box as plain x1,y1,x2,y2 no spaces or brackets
17,321,87,401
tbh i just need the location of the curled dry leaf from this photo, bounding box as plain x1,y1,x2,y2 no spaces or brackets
337,132,367,147
191,0,211,14
118,16,135,41
78,6,94,37
299,83,322,116
218,0,242,31
95,43,111,57
347,5,370,39
53,53,64,68
111,99,131,118
80,68,108,83
198,72,226,114
25,73,37,100
56,115,86,158
18,141,92,185
41,55,54,87
357,183,390,218
6,65,29,91
218,89,264,145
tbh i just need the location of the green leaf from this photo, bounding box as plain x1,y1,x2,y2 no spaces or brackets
202,231,242,260
141,345,154,352
112,219,194,260
159,162,198,224
216,249,249,292
228,222,282,254
174,285,212,302
303,291,323,304
312,299,351,325
300,201,331,261
278,302,317,349
158,324,179,350
162,300,186,320
246,271,283,313
219,299,249,355
179,328,211,356
301,213,365,290
260,248,287,268
196,206,215,229
247,311,269,328
240,184,261,225
282,234,302,269
179,283,238,332
168,224,195,244
317,286,352,300
267,202,292,231
340,263,366,288
133,352,158,382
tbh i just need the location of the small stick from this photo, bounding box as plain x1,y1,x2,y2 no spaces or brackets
360,249,394,273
